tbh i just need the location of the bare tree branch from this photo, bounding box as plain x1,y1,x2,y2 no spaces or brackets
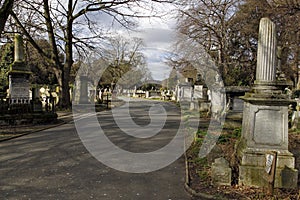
0,0,14,36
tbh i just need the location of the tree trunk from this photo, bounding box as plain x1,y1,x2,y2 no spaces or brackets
43,0,64,105
43,0,62,73
61,61,71,109
0,0,14,36
60,0,74,109
61,36,72,108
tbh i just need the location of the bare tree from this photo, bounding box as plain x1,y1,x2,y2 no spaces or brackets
176,0,238,84
5,0,174,108
175,0,299,86
99,35,149,88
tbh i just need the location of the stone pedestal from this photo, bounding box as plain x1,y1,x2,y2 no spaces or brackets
238,100,297,188
8,73,30,103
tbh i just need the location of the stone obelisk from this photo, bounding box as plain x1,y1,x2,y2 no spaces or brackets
238,18,298,188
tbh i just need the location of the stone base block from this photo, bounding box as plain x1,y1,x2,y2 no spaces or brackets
239,165,267,187
239,150,298,188
239,165,298,189
240,149,295,169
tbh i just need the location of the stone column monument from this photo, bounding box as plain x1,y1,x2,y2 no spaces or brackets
8,34,31,104
238,18,298,188
79,75,89,104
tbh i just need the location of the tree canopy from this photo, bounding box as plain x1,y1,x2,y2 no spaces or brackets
174,0,300,86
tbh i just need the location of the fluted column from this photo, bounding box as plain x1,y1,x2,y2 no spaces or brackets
255,18,277,84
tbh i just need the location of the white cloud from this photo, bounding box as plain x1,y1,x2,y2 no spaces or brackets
124,2,178,81
138,28,177,80
81,1,179,81
148,61,171,81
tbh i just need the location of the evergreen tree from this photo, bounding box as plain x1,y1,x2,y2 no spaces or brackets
0,42,13,97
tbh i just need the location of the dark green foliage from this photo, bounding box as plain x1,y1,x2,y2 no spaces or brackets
139,83,160,91
0,42,13,96
26,39,58,85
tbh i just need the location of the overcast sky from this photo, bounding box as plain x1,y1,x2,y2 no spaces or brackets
136,27,177,81
71,1,179,81
118,4,178,81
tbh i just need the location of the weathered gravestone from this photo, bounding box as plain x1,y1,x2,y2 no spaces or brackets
211,157,232,186
177,82,193,102
194,85,204,99
31,86,43,112
1,34,57,125
190,85,211,112
176,82,193,110
190,85,202,111
8,34,31,104
237,18,298,188
79,75,90,104
225,86,251,112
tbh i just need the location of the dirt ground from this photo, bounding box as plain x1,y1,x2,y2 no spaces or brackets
187,119,300,200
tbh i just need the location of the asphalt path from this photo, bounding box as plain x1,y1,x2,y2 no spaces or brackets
0,100,194,200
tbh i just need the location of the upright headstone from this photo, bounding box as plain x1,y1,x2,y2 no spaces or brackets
193,85,203,99
79,75,89,104
32,86,43,112
177,82,192,102
238,18,298,188
210,74,226,119
8,34,31,104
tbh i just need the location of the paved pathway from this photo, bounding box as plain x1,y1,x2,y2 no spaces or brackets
0,100,193,200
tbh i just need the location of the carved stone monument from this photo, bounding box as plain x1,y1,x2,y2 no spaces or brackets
8,34,31,104
238,18,298,188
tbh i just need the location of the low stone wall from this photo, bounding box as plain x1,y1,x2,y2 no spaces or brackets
0,112,58,126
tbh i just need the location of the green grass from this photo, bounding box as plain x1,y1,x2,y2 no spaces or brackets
217,127,242,144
